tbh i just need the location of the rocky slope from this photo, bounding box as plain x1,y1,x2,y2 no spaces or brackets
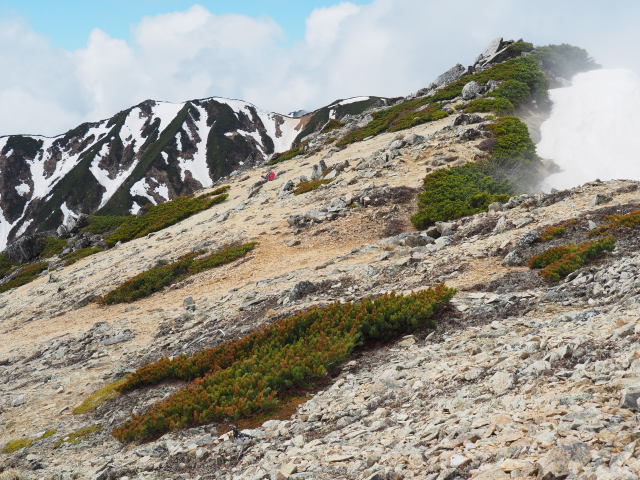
2,39,639,480
0,95,388,249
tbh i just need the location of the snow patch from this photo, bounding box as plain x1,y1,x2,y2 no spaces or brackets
60,202,78,227
130,201,141,215
15,219,32,237
335,96,370,106
176,105,213,188
155,183,169,201
15,183,30,197
130,178,155,204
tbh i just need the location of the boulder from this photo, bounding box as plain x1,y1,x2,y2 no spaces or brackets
289,281,316,301
620,387,640,410
453,113,483,126
5,234,44,264
462,81,484,100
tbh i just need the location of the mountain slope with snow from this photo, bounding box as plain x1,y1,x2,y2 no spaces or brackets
0,95,386,249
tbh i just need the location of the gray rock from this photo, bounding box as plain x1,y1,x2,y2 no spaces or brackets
406,134,425,145
279,180,295,198
462,81,484,100
183,296,196,311
289,281,316,301
513,216,534,228
536,442,590,479
488,202,504,212
453,113,483,126
490,371,514,395
388,139,405,151
620,387,640,410
591,194,612,206
502,250,522,266
5,234,44,264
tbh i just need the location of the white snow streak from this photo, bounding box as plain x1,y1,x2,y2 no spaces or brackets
177,105,213,188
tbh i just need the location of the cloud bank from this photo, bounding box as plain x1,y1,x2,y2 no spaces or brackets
538,69,640,189
1,0,640,136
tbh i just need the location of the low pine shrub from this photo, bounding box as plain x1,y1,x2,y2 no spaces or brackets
528,237,615,281
538,219,576,242
105,191,228,246
321,119,345,133
83,215,128,234
590,208,640,237
40,237,68,258
0,253,17,280
63,247,104,267
266,144,308,166
111,284,454,442
0,262,49,293
293,179,332,195
98,242,255,305
410,163,512,229
491,80,531,106
464,97,514,114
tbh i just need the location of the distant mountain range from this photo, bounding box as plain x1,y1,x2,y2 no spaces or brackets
0,95,388,248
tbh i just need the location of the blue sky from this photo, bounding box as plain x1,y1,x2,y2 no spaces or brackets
0,0,367,49
0,0,639,136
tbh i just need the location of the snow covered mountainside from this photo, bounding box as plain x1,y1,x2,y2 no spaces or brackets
0,95,387,249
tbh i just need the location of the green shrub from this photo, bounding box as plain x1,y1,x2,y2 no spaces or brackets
53,425,102,448
388,104,449,132
293,179,332,195
40,237,68,258
411,163,513,229
528,244,578,269
590,208,640,237
98,242,256,305
0,253,17,279
336,100,447,146
105,191,228,246
528,237,615,281
491,80,531,106
534,44,599,79
538,219,576,242
464,97,514,114
63,247,104,266
266,143,309,166
83,215,128,234
506,41,534,55
321,119,345,133
0,262,49,293
112,284,455,442
484,116,537,165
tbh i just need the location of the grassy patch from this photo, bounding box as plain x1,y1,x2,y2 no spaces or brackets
0,262,49,293
83,215,128,235
2,430,56,454
112,285,455,442
40,237,68,258
293,178,332,195
528,237,615,281
73,377,129,414
53,425,102,449
105,190,228,247
98,242,256,305
63,247,104,266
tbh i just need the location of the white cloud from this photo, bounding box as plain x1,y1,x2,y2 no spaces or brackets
0,1,639,136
